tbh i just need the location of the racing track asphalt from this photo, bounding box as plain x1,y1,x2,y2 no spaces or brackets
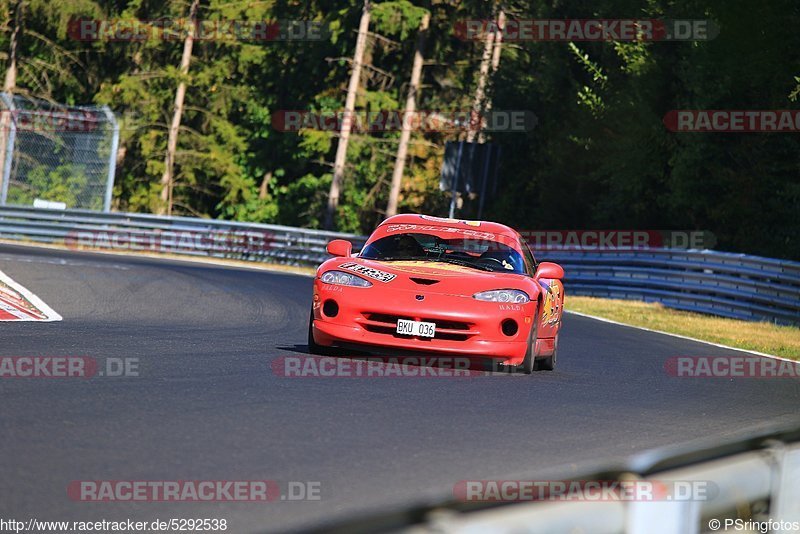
0,243,798,532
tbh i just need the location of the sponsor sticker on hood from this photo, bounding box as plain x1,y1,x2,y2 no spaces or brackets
340,262,397,283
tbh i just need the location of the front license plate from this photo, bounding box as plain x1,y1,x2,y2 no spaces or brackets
396,319,436,338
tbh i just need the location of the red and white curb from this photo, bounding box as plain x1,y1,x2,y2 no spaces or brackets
0,270,61,321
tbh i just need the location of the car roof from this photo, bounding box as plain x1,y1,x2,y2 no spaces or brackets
377,214,521,242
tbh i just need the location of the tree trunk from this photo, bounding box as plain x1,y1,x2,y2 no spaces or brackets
158,0,200,216
0,0,22,203
4,2,19,92
478,10,504,144
385,11,430,218
258,171,272,200
466,12,497,144
324,0,370,230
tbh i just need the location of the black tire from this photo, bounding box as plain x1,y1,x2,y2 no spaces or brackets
535,334,558,371
518,306,539,375
307,309,336,356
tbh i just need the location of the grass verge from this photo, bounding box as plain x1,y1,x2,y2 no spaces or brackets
566,296,800,360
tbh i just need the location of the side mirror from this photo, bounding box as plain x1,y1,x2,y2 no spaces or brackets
327,239,353,257
535,261,564,280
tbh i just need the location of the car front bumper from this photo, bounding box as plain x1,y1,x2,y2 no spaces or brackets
311,282,537,365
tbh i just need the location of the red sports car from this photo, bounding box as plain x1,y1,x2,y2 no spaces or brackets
308,214,565,373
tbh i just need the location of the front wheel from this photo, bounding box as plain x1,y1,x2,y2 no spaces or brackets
518,309,539,375
535,335,558,371
307,309,337,356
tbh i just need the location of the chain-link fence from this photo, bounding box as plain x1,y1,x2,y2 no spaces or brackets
0,93,118,211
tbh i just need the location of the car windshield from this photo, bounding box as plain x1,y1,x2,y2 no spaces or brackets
360,232,527,274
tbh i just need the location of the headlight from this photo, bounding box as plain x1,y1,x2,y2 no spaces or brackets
320,270,372,287
473,289,530,303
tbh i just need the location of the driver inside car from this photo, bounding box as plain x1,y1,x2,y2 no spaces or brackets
478,248,524,271
392,235,426,258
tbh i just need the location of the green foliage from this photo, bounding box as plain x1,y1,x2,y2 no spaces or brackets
488,0,800,260
568,43,607,116
7,164,102,209
371,1,428,40
0,0,798,260
277,173,331,229
790,76,800,102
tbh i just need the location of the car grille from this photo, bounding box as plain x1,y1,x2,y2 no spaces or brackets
361,313,475,341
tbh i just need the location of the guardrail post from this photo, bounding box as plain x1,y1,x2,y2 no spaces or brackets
101,106,119,213
626,499,701,534
771,444,800,525
0,92,16,206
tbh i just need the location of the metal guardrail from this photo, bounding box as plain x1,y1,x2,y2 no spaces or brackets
539,249,800,325
0,206,797,325
0,205,366,267
308,422,800,534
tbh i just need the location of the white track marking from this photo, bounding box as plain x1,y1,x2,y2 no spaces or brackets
0,254,130,270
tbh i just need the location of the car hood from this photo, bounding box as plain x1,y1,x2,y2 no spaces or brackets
321,257,534,297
